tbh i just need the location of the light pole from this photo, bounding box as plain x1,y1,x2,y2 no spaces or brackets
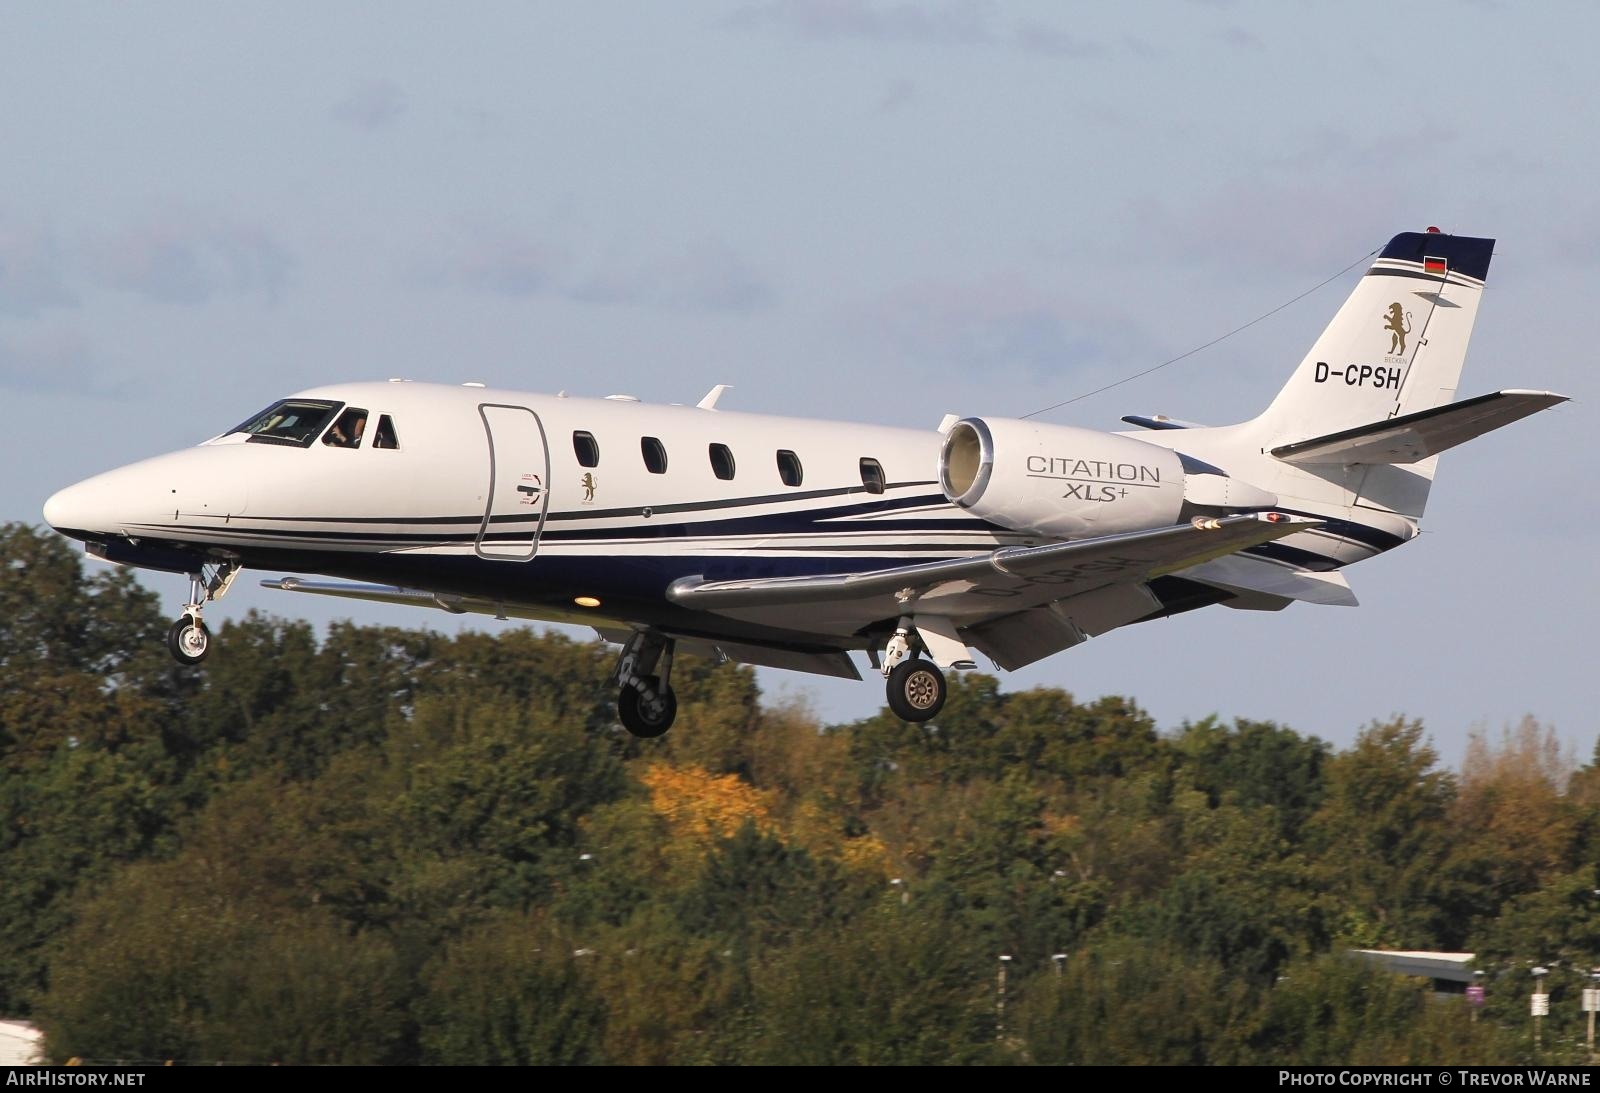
1532,966,1550,1051
1052,953,1067,978
890,877,907,905
1584,969,1600,1065
996,955,1013,1041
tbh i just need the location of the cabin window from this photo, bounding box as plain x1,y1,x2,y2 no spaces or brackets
573,431,600,468
641,436,668,474
709,443,736,481
776,449,803,487
373,415,400,450
859,457,886,495
233,399,341,448
322,407,369,448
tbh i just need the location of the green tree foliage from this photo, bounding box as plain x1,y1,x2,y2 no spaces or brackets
1433,719,1587,945
1247,954,1495,1066
40,863,410,1065
5,520,1596,1064
746,903,996,1065
1305,718,1457,948
1175,716,1330,841
0,527,184,1013
1017,940,1259,1065
418,912,608,1065
0,523,173,688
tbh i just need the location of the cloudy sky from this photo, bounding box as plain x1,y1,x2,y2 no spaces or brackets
3,2,1593,767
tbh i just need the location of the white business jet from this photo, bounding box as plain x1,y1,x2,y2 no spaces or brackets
43,230,1565,737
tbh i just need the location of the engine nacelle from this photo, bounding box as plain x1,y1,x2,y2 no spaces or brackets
940,417,1270,539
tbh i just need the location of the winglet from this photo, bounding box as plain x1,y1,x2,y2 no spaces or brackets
697,384,733,410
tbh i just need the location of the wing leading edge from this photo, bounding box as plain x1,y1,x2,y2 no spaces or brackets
667,512,1321,625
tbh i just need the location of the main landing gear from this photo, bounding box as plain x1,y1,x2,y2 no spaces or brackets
165,560,241,666
614,631,678,738
880,620,948,722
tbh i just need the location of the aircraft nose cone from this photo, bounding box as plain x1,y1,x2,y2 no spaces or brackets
42,469,145,540
43,481,93,535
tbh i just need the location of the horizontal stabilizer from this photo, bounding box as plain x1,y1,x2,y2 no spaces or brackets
1121,414,1206,431
1271,390,1568,465
1180,554,1358,606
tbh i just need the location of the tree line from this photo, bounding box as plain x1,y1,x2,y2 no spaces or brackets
1,522,1595,1064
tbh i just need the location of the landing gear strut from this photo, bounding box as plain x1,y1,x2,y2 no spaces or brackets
881,618,947,722
166,560,240,667
614,631,677,738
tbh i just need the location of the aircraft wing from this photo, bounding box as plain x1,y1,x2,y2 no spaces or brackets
259,576,613,630
264,514,1316,679
667,513,1320,634
260,577,865,679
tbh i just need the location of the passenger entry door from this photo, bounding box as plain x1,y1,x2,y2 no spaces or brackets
476,404,551,560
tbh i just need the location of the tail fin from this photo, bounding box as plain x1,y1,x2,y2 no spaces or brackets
1255,230,1495,440
1246,230,1497,519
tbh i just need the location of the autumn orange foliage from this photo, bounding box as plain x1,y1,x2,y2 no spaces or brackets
640,762,777,846
639,762,886,873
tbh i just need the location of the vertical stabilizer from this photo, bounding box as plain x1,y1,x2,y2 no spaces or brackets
1255,231,1493,441
1246,230,1494,518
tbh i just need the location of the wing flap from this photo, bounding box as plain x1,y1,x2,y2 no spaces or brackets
966,583,1163,671
1179,553,1359,607
1271,389,1567,465
702,640,861,680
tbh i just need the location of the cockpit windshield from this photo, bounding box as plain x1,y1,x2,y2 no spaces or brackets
230,400,342,447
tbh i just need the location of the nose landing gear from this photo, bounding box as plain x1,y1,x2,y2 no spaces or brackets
167,614,211,664
166,560,240,666
613,631,678,737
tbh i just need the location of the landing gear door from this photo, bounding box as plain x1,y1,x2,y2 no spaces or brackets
476,404,551,561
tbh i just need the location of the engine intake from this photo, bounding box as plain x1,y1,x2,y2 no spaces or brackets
940,417,1273,538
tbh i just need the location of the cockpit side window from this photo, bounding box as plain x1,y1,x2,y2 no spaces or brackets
373,415,400,450
859,457,886,495
322,407,369,448
234,399,342,447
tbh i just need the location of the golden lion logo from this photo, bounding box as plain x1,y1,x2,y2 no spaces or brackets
1383,302,1411,355
580,472,597,502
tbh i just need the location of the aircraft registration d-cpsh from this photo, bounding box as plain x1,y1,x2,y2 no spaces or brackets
43,230,1566,736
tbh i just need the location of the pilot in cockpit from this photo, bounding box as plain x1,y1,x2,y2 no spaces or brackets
323,408,367,448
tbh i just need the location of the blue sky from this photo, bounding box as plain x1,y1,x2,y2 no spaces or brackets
3,1,1593,768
